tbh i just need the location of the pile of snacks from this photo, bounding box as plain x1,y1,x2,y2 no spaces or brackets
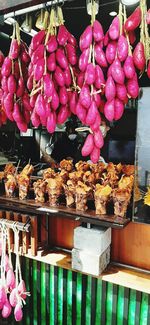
1,160,134,217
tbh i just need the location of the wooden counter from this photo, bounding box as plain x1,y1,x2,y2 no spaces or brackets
22,247,150,294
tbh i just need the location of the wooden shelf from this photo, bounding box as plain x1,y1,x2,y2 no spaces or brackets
0,196,130,229
22,247,150,294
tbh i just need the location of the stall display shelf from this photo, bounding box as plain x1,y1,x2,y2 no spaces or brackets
0,195,130,229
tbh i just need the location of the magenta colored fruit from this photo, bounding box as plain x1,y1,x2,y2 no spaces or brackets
81,134,94,157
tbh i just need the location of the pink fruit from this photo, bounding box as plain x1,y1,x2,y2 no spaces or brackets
46,111,56,133
57,25,69,46
105,76,116,101
85,101,98,126
109,16,120,40
95,45,107,67
94,129,104,148
46,35,58,53
106,41,117,64
114,98,124,120
9,39,20,60
90,146,100,163
81,134,94,157
123,56,135,79
2,299,12,318
117,35,128,62
30,30,45,51
14,303,23,322
76,102,87,124
93,20,104,42
85,63,95,85
79,85,91,109
79,25,92,51
18,280,27,300
104,99,115,122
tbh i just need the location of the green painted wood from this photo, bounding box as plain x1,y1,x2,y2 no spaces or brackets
66,270,72,325
76,272,82,325
57,267,63,325
95,279,102,325
85,275,92,325
128,289,137,325
24,257,30,325
20,258,150,325
40,262,46,325
32,260,38,325
117,286,125,325
49,265,55,325
139,293,149,325
106,282,113,325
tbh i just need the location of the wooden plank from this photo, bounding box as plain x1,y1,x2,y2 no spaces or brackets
22,215,30,254
111,222,150,271
49,216,81,249
31,216,38,256
40,215,48,246
5,211,14,249
0,196,130,229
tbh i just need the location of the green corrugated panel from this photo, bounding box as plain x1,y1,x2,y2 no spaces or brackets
76,272,82,325
40,262,46,325
66,270,72,325
95,279,102,325
85,275,92,325
117,286,125,325
32,260,38,325
21,257,150,325
24,257,30,325
139,293,149,325
106,282,113,325
57,267,63,325
49,265,55,325
128,289,137,325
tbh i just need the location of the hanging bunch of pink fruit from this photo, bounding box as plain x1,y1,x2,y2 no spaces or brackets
27,6,78,133
1,22,31,132
0,50,7,127
0,227,30,322
77,1,141,163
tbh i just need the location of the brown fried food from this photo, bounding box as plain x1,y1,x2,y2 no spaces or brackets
21,164,34,176
4,163,16,177
83,171,96,186
17,174,30,200
59,170,69,183
94,184,112,215
118,175,134,192
43,168,56,180
33,179,46,203
0,171,4,180
5,174,17,198
69,171,84,183
75,181,91,212
122,164,135,176
112,188,131,217
60,159,73,172
75,161,90,172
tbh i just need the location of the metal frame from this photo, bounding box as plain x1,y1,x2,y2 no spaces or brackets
0,217,30,232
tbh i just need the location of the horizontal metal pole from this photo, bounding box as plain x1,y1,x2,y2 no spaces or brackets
4,0,68,19
0,218,30,232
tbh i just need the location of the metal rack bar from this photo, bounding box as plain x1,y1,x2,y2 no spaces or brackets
4,0,69,19
0,218,30,232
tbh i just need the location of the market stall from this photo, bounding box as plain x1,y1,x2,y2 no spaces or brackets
0,0,150,323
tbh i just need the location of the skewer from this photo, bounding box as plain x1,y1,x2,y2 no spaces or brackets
15,159,21,176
